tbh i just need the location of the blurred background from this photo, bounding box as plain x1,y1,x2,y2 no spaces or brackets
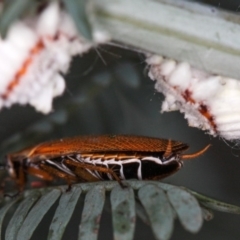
1,1,240,239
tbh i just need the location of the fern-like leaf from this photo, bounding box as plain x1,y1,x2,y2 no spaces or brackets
0,181,239,240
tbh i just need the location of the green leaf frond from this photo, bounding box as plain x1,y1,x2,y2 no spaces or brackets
0,181,239,240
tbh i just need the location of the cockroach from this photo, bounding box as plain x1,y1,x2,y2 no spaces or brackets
3,135,210,192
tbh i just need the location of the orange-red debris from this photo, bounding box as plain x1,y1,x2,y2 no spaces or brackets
1,40,44,99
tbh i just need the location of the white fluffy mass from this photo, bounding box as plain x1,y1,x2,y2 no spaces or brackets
0,2,108,113
147,55,240,140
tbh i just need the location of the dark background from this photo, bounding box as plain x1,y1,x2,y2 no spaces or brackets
1,1,240,239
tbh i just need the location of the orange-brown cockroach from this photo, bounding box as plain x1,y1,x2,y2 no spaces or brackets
3,135,210,191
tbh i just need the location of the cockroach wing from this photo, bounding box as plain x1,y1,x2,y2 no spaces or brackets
10,135,189,159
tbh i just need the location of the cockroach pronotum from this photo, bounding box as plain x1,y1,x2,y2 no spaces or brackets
2,135,210,192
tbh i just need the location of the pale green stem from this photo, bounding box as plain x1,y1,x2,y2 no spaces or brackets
91,0,240,79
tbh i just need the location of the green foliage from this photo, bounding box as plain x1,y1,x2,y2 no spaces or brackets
62,0,93,40
0,181,239,240
0,0,40,38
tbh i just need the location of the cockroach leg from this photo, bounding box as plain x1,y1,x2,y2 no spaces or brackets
66,183,72,192
17,165,26,192
30,181,48,188
0,178,20,198
4,191,20,199
64,159,125,188
26,166,54,181
119,181,128,189
39,163,77,185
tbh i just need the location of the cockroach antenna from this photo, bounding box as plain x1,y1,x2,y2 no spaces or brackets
182,144,211,160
